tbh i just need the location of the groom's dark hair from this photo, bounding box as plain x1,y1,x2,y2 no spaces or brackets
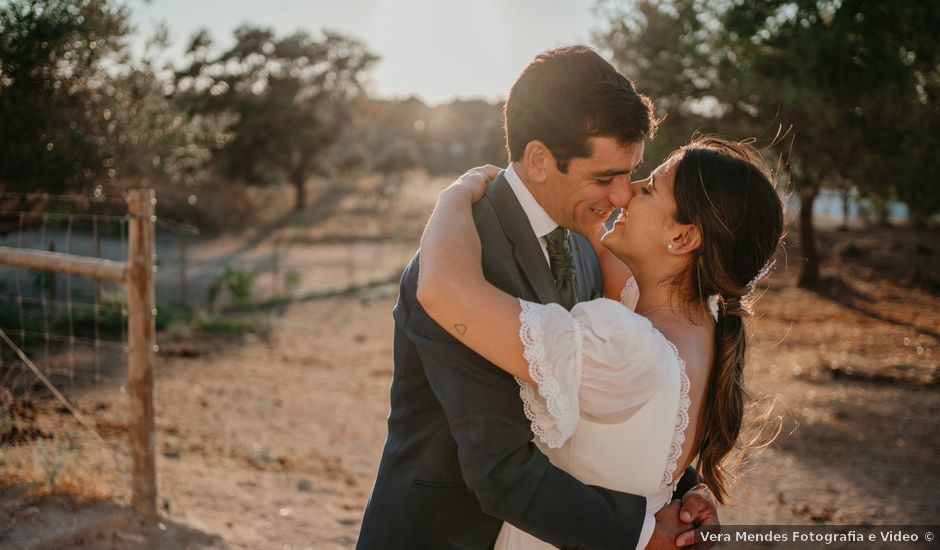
504,45,657,172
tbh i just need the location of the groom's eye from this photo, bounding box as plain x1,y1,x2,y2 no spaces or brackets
595,178,613,185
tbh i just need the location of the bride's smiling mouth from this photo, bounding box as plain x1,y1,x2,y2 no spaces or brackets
612,208,628,226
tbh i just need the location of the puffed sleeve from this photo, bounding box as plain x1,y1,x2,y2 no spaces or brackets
516,298,676,448
574,299,678,421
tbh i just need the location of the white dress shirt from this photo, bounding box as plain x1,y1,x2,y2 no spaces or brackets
503,164,557,266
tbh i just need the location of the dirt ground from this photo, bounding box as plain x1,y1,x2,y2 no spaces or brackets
1,220,938,548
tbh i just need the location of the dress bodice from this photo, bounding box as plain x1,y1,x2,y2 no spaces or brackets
494,280,699,550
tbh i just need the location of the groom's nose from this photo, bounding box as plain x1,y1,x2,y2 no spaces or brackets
607,176,635,208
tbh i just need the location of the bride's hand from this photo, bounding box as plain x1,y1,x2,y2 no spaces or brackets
444,164,501,202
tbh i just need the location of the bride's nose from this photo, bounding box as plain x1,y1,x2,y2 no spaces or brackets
607,176,635,208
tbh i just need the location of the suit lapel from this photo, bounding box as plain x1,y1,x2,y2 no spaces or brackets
487,174,561,305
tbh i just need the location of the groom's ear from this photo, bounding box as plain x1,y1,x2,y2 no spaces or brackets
523,140,553,184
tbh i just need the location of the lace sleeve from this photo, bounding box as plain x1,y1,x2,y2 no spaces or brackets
515,300,582,449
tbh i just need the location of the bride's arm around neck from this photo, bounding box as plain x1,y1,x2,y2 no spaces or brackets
417,175,534,383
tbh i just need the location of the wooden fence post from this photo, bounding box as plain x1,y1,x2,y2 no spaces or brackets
126,189,157,518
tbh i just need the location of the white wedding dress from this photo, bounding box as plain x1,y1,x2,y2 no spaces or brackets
494,279,712,550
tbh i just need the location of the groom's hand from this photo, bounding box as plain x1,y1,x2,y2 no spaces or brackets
646,500,691,549
674,487,720,549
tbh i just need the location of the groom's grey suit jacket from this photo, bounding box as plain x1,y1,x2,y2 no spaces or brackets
358,172,694,549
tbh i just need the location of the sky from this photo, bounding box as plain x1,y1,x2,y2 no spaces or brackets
132,0,604,105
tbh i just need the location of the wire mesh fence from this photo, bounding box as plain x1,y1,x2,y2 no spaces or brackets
0,189,158,516
0,186,419,522
0,201,130,397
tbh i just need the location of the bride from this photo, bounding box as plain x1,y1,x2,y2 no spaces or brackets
416,136,784,549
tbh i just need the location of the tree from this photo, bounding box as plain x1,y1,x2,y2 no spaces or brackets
596,0,940,287
422,99,505,174
718,0,940,285
0,0,227,197
174,26,378,211
351,96,504,177
0,0,131,193
594,0,733,168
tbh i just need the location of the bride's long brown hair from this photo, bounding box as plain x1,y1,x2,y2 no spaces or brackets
668,136,784,502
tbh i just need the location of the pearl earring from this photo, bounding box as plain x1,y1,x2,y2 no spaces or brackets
667,243,674,251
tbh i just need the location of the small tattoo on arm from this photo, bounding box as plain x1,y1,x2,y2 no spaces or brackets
454,323,468,335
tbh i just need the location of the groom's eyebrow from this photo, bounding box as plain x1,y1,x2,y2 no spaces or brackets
589,157,643,178
589,166,633,177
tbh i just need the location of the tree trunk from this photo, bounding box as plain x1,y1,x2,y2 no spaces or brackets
292,176,306,212
841,187,851,230
798,188,821,288
909,207,926,229
290,150,311,212
877,201,890,226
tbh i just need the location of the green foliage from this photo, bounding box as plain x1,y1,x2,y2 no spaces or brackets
154,301,190,331
156,301,268,338
283,270,302,297
351,97,506,176
0,285,125,343
30,268,56,299
597,0,940,195
0,0,232,194
596,0,940,283
206,266,257,311
0,0,130,192
36,431,76,490
192,310,266,335
594,0,730,168
0,0,506,215
173,25,379,210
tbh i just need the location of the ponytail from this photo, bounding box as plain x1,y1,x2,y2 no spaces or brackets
667,135,785,503
698,306,747,503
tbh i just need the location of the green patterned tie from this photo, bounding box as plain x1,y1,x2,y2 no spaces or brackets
545,226,578,310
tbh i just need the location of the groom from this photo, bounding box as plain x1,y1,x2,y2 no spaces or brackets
358,46,717,549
